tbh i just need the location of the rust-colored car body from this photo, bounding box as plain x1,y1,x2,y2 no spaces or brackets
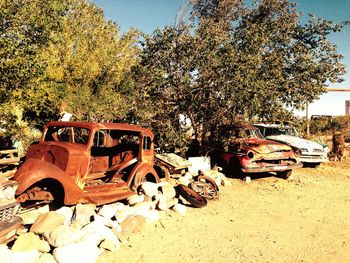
14,121,162,205
209,124,301,178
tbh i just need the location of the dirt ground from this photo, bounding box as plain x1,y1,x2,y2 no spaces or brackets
98,161,350,263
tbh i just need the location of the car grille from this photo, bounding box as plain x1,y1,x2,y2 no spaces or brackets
0,202,20,222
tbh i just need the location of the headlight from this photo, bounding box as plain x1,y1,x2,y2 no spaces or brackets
4,185,16,200
247,151,255,159
0,181,18,201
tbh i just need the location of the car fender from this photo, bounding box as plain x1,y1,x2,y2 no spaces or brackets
128,163,160,187
13,158,86,205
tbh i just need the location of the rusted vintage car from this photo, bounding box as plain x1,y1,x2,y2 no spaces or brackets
209,124,301,179
14,121,167,206
254,123,329,167
0,179,22,243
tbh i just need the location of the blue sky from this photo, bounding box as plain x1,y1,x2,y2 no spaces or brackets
92,0,350,117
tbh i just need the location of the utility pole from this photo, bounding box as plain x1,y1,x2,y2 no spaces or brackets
306,102,309,137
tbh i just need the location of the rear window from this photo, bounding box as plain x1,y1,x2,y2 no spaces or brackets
44,126,90,145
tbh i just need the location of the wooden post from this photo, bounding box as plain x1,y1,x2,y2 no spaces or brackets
306,102,310,137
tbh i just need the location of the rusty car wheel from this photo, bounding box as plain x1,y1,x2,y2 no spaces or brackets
191,175,219,199
189,181,219,199
176,184,207,208
196,175,219,192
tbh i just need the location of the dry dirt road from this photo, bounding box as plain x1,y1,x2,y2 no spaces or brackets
99,161,350,263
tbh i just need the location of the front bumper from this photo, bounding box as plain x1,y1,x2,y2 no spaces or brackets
241,162,302,173
0,201,23,244
0,216,23,244
299,155,328,164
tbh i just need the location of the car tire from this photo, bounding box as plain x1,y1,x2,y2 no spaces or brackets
176,184,207,208
190,175,219,199
277,170,292,179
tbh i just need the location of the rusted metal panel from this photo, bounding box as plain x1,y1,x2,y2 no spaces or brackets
14,122,162,206
209,124,301,178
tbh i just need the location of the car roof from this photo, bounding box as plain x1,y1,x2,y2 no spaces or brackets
45,121,153,136
221,124,258,130
254,123,293,128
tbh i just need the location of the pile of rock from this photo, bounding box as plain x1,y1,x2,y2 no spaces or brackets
1,181,187,263
177,167,230,187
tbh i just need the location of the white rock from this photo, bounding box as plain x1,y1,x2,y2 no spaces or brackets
157,182,176,199
172,203,187,216
202,169,230,186
43,225,82,248
114,209,130,224
127,194,145,206
92,214,121,231
139,209,159,223
177,177,191,186
243,176,251,183
53,241,100,263
183,172,193,180
55,206,74,226
80,221,120,247
19,204,50,225
10,250,41,263
115,206,136,223
30,212,65,234
72,204,96,226
97,204,119,219
12,232,50,252
38,253,57,263
0,244,12,262
134,201,156,212
139,182,159,197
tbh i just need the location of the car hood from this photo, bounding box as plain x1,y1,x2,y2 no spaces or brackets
265,135,324,150
243,138,292,154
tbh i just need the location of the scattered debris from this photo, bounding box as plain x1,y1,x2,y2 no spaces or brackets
156,153,192,177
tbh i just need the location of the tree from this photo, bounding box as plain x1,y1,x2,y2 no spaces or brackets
132,0,348,155
40,0,140,122
0,0,139,147
0,0,68,133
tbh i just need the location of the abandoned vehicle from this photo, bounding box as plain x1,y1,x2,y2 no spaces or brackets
14,121,168,206
208,124,302,179
254,123,329,167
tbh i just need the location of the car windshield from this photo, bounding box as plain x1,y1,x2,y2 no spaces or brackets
44,126,90,144
223,127,263,139
264,127,297,136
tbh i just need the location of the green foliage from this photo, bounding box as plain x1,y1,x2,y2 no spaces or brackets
133,0,347,155
0,0,68,131
0,0,139,146
40,0,140,121
0,0,348,157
